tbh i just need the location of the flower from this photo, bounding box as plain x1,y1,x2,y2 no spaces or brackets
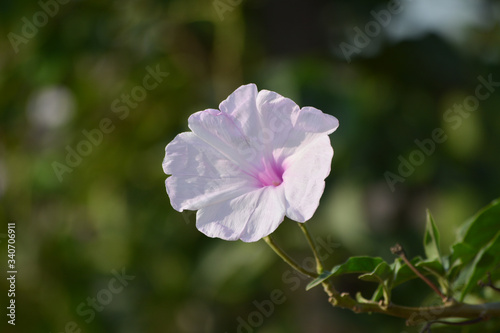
162,84,339,242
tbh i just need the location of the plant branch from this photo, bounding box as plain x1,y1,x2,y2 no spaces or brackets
321,288,500,325
263,236,317,278
318,243,500,325
297,223,324,274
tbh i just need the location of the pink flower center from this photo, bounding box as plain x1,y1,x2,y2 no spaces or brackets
255,158,284,187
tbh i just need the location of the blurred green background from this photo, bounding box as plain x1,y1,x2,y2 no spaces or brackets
1,0,500,332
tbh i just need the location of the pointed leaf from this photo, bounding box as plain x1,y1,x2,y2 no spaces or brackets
449,199,500,291
447,242,476,281
306,256,384,290
306,271,336,290
460,231,500,301
424,210,442,263
459,198,500,251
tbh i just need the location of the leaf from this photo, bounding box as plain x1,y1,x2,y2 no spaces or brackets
306,271,335,290
371,284,385,302
449,242,476,267
416,258,446,277
447,242,476,281
359,261,393,304
417,258,449,293
448,199,500,291
424,210,442,263
356,291,371,303
392,257,444,288
359,261,393,283
306,257,384,290
458,198,500,251
460,231,500,301
392,257,422,287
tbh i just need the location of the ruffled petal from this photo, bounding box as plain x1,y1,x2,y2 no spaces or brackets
219,84,260,140
283,135,334,222
166,176,253,212
163,132,243,178
196,185,286,242
163,132,257,211
255,89,299,155
272,105,339,163
220,86,300,161
188,109,260,175
295,106,339,135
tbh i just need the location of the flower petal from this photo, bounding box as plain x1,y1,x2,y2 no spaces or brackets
283,135,334,222
163,132,242,178
253,88,339,163
273,106,339,163
188,109,260,175
295,106,339,135
163,132,257,211
255,89,299,154
220,86,300,161
219,83,260,139
166,176,253,212
196,185,286,242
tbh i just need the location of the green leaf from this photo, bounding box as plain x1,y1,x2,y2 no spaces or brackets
449,242,476,267
306,271,335,290
359,261,393,283
392,257,422,287
359,261,393,304
391,257,444,288
416,258,446,277
447,242,476,281
306,256,384,290
458,198,500,251
328,256,385,276
371,284,385,302
417,259,449,293
460,231,500,301
424,210,442,263
448,199,500,291
355,291,371,303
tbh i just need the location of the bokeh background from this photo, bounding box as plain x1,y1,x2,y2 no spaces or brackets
1,0,500,332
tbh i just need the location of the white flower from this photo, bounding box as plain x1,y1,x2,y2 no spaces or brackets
163,84,339,242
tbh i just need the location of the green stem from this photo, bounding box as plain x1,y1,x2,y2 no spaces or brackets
297,223,324,274
320,281,500,325
263,236,317,278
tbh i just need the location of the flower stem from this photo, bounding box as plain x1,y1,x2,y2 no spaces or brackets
263,236,317,278
297,223,324,274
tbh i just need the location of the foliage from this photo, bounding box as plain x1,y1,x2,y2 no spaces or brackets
304,199,500,330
